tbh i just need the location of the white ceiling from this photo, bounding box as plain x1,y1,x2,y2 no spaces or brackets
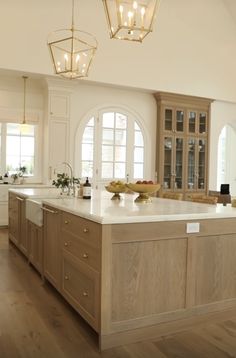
1,0,236,101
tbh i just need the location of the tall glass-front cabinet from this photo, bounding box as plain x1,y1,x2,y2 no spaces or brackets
155,93,212,199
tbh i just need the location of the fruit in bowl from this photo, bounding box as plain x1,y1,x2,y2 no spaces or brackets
126,181,161,203
105,180,127,200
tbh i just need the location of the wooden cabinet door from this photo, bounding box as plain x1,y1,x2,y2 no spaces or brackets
61,250,100,331
43,205,61,290
28,221,43,274
8,193,19,246
18,197,28,256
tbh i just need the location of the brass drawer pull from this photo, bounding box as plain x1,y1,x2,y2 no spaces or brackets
42,207,58,214
64,275,69,280
64,220,69,224
83,292,88,297
82,253,89,259
83,228,89,233
64,242,68,247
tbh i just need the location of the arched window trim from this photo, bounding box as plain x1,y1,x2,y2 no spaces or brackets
74,104,150,186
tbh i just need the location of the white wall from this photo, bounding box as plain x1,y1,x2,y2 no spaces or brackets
2,1,236,102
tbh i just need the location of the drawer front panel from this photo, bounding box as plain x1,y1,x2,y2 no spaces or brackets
61,231,101,272
61,252,100,331
61,211,101,247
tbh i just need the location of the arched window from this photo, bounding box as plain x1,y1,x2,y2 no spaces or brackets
76,108,146,188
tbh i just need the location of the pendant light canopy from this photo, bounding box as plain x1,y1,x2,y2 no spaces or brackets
48,0,97,79
102,0,160,42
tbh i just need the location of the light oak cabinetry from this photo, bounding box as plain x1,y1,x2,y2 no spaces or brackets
28,221,43,275
43,207,101,331
8,192,27,256
43,205,61,290
25,201,236,350
155,92,212,198
61,211,101,331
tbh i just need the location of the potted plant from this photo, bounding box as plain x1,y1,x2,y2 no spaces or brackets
52,173,71,195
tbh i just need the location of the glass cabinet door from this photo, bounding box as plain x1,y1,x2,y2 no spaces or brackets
176,110,184,133
164,109,173,131
187,138,196,190
175,137,183,189
188,111,196,134
163,137,173,189
198,139,206,190
199,112,207,134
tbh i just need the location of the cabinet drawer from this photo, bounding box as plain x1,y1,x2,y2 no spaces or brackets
61,232,101,272
61,212,101,247
61,251,100,331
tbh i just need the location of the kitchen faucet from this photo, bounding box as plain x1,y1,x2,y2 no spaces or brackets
62,162,75,196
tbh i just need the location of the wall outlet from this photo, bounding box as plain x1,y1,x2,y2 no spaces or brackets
186,222,200,233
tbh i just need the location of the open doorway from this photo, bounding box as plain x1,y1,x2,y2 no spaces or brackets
217,124,236,196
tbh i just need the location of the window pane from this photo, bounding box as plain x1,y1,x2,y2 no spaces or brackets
103,113,114,128
82,127,94,143
135,131,144,146
115,130,126,145
115,146,126,162
102,163,113,178
21,137,34,156
82,144,93,160
21,156,34,175
7,123,20,135
135,122,141,131
87,117,94,126
6,156,20,173
115,163,125,178
102,129,114,145
7,136,20,155
116,113,127,129
82,161,93,177
102,145,113,161
134,163,143,178
134,147,144,162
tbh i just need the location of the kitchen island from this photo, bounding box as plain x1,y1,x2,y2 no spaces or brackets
40,191,236,350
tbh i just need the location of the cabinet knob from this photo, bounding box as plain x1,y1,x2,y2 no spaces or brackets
82,253,89,259
64,275,69,280
83,228,89,233
64,220,69,224
83,292,88,297
64,242,68,247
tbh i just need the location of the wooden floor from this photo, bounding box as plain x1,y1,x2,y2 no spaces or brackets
2,229,236,357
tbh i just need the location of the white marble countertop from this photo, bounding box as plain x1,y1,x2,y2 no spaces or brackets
41,190,236,224
9,187,62,198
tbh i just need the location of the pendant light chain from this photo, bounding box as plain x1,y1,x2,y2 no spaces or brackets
71,0,75,30
22,76,28,125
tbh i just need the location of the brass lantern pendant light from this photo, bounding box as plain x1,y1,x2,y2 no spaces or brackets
102,0,161,42
48,0,97,79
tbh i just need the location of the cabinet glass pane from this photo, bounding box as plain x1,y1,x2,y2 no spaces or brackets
189,112,196,133
187,138,196,189
102,129,114,145
134,163,143,179
175,138,183,189
198,139,206,189
164,109,172,131
82,144,93,160
164,137,172,189
102,113,114,128
115,146,126,162
102,163,113,178
199,113,207,134
176,110,184,132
